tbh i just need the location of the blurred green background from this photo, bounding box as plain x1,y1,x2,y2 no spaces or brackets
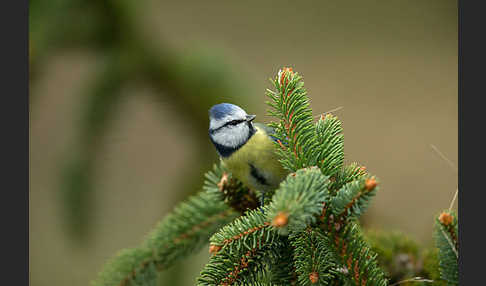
29,0,457,285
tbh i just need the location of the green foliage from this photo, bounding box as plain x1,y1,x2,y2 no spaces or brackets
93,68,458,286
93,247,156,286
93,169,239,286
329,163,367,194
209,207,276,253
267,238,297,285
204,164,259,214
364,230,422,283
265,69,318,172
266,167,330,234
330,177,378,219
290,228,337,285
144,191,237,270
198,226,285,286
333,223,388,286
314,114,344,177
434,211,458,286
422,248,447,286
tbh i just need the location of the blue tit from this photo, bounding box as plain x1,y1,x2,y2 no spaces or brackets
208,103,288,206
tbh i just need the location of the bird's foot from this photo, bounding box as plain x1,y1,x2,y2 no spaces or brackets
259,193,265,214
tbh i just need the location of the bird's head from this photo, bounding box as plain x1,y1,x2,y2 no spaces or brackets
208,103,256,156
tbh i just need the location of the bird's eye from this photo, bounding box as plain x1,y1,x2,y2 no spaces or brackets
228,120,243,126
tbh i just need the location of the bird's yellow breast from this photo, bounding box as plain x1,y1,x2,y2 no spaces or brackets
221,125,287,192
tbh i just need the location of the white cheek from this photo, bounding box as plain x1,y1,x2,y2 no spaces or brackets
213,124,250,148
210,118,226,130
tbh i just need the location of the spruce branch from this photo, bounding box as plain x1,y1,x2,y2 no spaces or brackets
328,163,368,194
267,238,298,285
290,227,337,285
93,247,157,286
208,208,276,254
144,189,238,271
434,211,458,286
314,114,344,177
265,68,319,172
93,167,239,286
266,167,331,234
198,229,286,286
92,67,460,286
331,222,388,286
330,176,379,220
204,164,259,214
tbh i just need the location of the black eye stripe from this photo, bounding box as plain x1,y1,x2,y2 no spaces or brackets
225,119,245,127
210,119,246,134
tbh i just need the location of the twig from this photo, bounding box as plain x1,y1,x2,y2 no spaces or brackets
430,144,457,173
449,188,458,212
314,106,344,119
439,227,458,259
430,144,458,211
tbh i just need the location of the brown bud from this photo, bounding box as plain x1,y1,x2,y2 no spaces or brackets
272,212,289,227
209,244,221,254
309,272,319,284
365,177,377,191
439,212,453,226
278,67,294,86
217,172,229,191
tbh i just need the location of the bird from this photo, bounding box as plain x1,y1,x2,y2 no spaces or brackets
208,103,288,207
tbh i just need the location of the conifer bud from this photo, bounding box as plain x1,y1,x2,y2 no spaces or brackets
365,177,377,191
278,67,294,86
439,212,453,226
209,244,221,254
309,272,319,284
217,172,229,191
272,212,289,227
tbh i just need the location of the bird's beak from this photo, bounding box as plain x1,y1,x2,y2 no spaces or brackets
246,114,256,122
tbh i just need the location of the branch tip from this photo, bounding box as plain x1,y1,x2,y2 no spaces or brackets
309,271,319,284
217,172,229,191
209,244,222,255
272,212,289,227
439,212,453,226
365,177,377,191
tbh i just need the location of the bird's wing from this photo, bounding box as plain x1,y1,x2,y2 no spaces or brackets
254,123,281,143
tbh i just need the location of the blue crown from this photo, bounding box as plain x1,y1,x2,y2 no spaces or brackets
209,103,241,119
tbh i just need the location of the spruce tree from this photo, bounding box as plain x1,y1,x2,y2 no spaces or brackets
93,68,458,286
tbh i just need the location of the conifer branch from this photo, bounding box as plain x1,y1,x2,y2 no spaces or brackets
93,167,239,286
328,163,368,194
267,238,298,285
93,67,458,286
330,176,379,220
434,211,458,285
314,114,344,177
198,232,286,286
204,164,259,214
266,68,319,172
93,247,156,286
290,227,337,285
208,208,276,253
266,167,331,234
331,223,388,286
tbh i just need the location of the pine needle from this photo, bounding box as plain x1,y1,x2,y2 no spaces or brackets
314,106,344,119
439,227,458,259
449,188,458,213
430,144,458,211
430,144,457,173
